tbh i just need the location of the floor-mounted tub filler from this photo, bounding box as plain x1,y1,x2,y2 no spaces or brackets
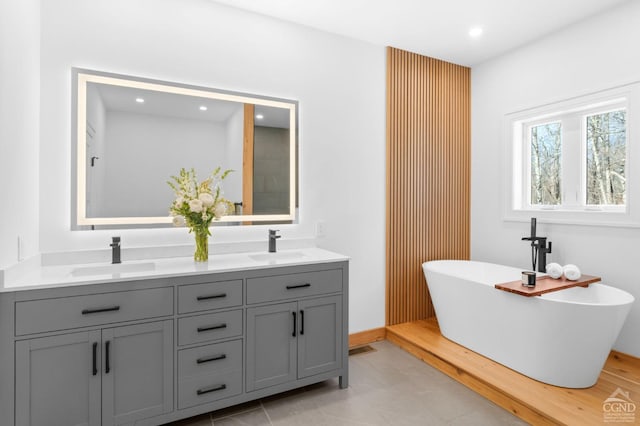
422,260,635,388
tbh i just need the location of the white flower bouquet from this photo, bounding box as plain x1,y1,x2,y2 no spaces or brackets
168,167,233,261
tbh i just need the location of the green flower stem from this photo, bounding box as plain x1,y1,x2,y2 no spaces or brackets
194,229,209,262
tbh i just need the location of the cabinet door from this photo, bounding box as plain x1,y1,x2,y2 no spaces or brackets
15,330,101,426
297,295,342,378
101,320,173,426
246,302,297,391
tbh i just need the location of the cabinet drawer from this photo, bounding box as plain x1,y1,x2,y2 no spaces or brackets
178,279,242,314
246,269,342,304
178,339,242,379
178,310,243,346
178,340,243,410
15,287,173,336
178,370,242,409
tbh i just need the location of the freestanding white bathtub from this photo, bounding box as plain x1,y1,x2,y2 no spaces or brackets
422,260,635,388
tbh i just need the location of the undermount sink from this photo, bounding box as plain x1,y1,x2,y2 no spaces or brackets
71,262,156,277
248,251,307,262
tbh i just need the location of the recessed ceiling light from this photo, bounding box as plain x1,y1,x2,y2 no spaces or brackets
255,114,264,120
199,106,208,111
469,27,483,38
135,97,145,103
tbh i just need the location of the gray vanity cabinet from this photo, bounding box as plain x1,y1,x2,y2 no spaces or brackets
13,284,174,426
246,295,343,392
245,266,345,393
246,302,298,391
15,320,173,426
3,258,348,426
15,330,102,426
297,295,343,378
101,320,173,425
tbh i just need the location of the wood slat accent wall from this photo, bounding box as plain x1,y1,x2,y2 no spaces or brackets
386,47,471,325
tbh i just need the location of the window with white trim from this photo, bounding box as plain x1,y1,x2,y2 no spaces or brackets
505,82,639,227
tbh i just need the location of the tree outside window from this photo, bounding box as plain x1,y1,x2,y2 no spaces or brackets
530,122,561,205
586,110,626,205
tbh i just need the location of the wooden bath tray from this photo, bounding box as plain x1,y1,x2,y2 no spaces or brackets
495,274,601,297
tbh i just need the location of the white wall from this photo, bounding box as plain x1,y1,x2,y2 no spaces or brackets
101,111,226,217
472,0,640,356
0,0,40,269
38,0,386,333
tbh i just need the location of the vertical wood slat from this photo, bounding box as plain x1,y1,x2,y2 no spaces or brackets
242,104,255,217
386,47,471,326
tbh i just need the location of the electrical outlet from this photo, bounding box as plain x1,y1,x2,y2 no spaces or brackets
316,221,327,238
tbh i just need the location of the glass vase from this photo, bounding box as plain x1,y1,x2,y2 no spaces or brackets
193,229,209,262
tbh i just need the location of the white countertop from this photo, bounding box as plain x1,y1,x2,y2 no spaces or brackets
0,248,349,293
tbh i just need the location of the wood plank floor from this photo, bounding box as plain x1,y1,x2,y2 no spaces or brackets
386,318,640,425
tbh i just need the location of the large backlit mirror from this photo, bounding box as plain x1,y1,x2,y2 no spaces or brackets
72,69,298,229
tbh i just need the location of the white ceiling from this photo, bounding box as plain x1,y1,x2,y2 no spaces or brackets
210,0,631,66
94,83,290,128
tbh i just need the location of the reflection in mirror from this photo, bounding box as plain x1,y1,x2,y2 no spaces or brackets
72,69,297,229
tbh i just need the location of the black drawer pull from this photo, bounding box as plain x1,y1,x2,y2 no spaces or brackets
92,342,98,376
82,306,120,315
196,293,227,301
300,310,304,335
196,354,227,364
197,384,226,395
197,323,227,333
286,283,311,290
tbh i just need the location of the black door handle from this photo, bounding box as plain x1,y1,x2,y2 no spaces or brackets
292,311,297,337
82,306,120,315
300,310,304,335
105,340,111,374
196,293,227,301
92,342,98,376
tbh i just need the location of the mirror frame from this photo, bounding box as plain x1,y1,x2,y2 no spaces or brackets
72,68,298,229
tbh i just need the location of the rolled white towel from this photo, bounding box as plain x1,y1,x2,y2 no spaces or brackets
563,264,581,281
546,263,563,279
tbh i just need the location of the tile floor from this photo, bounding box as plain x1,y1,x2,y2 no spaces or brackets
166,341,528,425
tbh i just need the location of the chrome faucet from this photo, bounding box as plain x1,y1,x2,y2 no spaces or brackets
110,236,121,264
521,218,552,272
268,229,281,253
